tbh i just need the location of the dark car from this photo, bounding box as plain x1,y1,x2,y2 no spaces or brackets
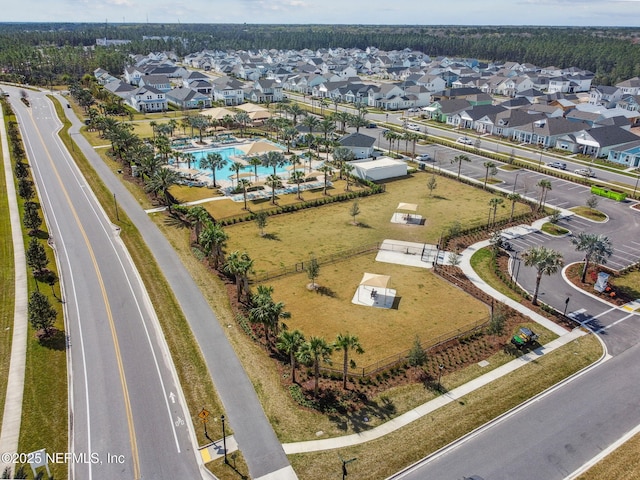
547,161,566,170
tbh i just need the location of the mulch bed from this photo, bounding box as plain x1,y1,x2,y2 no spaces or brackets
565,263,635,307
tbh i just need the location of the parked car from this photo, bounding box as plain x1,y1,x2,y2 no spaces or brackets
575,168,596,177
547,161,567,170
366,122,377,128
456,136,473,145
416,154,432,161
407,123,421,131
407,107,420,112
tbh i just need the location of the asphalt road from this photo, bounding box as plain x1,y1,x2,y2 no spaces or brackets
386,134,640,478
7,88,202,479
56,94,296,478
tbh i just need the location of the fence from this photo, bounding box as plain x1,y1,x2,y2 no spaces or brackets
319,316,490,379
250,242,380,283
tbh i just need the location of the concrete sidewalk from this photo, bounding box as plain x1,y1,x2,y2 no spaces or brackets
0,103,29,474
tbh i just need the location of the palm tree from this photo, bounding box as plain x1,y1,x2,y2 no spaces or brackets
342,163,355,191
230,161,245,187
145,168,179,211
319,164,333,196
332,146,356,180
319,117,336,145
302,115,320,160
451,154,471,180
489,197,504,228
521,246,564,305
266,174,283,205
223,251,254,302
168,119,178,138
282,126,298,154
289,170,305,200
348,114,368,133
277,330,306,384
334,333,364,390
297,336,333,397
507,192,521,223
199,221,228,269
334,111,351,132
261,150,288,177
248,156,263,182
249,286,290,344
383,130,396,155
571,233,614,283
200,152,227,188
235,111,252,137
183,152,196,170
287,103,305,125
185,206,210,243
483,161,497,189
537,179,552,211
238,178,252,210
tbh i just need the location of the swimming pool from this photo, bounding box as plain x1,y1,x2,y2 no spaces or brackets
191,146,290,182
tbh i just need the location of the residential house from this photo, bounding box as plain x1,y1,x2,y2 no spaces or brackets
456,104,507,133
212,76,245,106
492,110,546,139
139,74,172,93
511,117,589,148
165,87,212,110
129,85,167,113
589,85,624,106
607,139,640,167
556,125,639,157
338,132,376,159
424,99,472,125
415,74,447,93
616,77,640,96
93,68,118,86
248,78,284,103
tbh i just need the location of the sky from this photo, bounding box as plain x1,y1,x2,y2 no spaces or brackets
4,0,640,26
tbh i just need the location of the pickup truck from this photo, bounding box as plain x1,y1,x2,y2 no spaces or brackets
511,327,539,348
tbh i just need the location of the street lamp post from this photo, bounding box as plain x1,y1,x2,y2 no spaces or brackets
437,364,444,391
221,415,228,464
634,170,640,198
514,255,522,285
512,172,520,194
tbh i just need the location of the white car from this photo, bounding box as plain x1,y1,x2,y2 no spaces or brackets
416,154,432,161
407,123,421,131
575,168,596,177
456,136,474,145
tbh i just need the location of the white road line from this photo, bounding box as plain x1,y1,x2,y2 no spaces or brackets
596,312,638,334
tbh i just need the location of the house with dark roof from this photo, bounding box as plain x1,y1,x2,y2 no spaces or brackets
338,132,376,159
129,85,167,113
511,117,589,148
424,99,471,124
556,125,639,157
456,104,507,134
165,87,211,110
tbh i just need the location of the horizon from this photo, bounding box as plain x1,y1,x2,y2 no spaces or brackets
4,0,640,27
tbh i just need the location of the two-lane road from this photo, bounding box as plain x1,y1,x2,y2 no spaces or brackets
9,89,203,479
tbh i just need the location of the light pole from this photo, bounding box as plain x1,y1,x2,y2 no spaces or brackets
563,296,571,316
514,254,522,285
512,172,520,194
634,170,640,198
437,364,444,391
221,415,228,464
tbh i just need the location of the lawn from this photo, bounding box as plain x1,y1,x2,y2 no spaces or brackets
265,253,489,368
570,206,607,222
541,222,569,236
0,113,14,420
470,247,522,302
222,173,531,275
578,430,640,480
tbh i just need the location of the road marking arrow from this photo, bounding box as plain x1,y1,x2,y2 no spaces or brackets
169,391,176,404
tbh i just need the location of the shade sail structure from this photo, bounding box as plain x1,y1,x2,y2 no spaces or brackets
397,202,418,212
238,141,283,155
359,272,390,289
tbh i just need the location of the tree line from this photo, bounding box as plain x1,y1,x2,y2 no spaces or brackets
0,24,639,86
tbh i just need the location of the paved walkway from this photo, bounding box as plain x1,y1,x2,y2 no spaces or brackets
0,103,29,474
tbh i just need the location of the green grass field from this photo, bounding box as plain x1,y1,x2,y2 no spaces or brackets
266,253,488,367
222,173,531,274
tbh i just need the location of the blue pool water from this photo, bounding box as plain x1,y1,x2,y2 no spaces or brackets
191,146,289,181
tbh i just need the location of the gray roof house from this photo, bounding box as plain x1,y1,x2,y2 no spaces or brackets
338,132,376,159
556,125,639,158
511,117,589,148
165,87,212,110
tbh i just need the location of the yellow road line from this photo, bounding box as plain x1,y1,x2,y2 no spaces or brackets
29,108,141,479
